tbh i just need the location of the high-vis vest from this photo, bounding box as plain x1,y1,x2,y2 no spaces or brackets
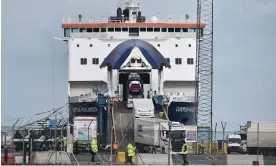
181,144,188,154
91,138,98,153
127,143,135,156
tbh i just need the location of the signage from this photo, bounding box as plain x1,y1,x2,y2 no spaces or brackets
185,126,197,142
168,102,196,125
176,107,194,112
70,102,99,115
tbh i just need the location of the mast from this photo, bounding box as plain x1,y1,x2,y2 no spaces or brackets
124,0,140,23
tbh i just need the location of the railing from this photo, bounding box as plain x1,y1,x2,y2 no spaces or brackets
69,32,197,39
62,17,201,24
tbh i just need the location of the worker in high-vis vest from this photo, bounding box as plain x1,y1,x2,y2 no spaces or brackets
181,140,189,165
126,141,135,165
91,137,98,162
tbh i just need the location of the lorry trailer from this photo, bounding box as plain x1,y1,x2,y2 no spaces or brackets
246,121,276,156
133,117,186,154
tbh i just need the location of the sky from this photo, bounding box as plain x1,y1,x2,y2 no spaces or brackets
1,0,276,131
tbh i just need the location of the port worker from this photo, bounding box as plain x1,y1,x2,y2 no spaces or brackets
91,137,98,162
112,141,118,154
181,140,189,165
126,141,135,165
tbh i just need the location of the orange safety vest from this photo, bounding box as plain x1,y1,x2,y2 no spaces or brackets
113,143,118,150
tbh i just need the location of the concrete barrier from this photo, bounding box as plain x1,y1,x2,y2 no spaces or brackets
136,154,172,165
33,151,72,164
227,154,264,165
14,155,35,164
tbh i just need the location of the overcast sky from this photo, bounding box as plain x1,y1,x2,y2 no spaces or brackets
2,0,276,131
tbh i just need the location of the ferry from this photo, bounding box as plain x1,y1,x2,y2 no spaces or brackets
61,0,205,147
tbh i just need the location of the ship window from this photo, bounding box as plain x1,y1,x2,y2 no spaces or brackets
92,58,99,65
80,28,86,32
188,44,191,47
80,58,87,65
189,28,196,32
122,27,128,32
108,44,111,47
175,28,181,32
187,58,194,65
157,44,160,47
140,28,146,32
94,28,99,32
168,28,174,32
131,58,135,63
64,28,70,37
115,28,121,32
147,27,153,32
77,44,79,47
90,44,93,47
175,44,178,47
108,28,114,32
87,28,93,32
137,58,142,63
166,58,170,64
101,28,106,32
154,28,160,32
200,28,204,37
175,58,182,65
182,28,188,32
162,28,167,32
129,27,139,37
71,28,79,32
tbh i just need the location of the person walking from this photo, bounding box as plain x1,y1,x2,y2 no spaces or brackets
91,137,98,162
126,141,135,165
112,141,118,154
181,140,189,165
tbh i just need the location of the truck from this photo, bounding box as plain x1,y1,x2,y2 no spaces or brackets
132,99,154,118
73,116,97,153
246,121,276,156
133,117,186,154
226,134,242,154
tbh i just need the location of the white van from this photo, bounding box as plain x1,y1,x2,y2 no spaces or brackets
226,134,242,154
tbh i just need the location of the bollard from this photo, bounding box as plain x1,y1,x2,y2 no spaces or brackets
23,144,26,164
4,148,8,164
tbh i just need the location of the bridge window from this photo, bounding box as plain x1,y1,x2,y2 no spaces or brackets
129,27,139,36
140,28,146,32
157,44,160,47
115,28,121,32
189,28,196,32
80,58,87,65
80,28,86,32
92,58,99,65
147,27,153,32
90,44,93,47
182,28,188,32
168,28,174,32
87,28,93,32
188,44,191,47
175,44,178,47
108,44,111,47
64,28,70,37
187,58,194,65
175,58,182,65
154,28,160,32
108,28,114,32
122,27,128,32
94,28,99,32
175,28,181,32
162,28,167,32
101,28,106,32
71,28,79,32
77,44,79,47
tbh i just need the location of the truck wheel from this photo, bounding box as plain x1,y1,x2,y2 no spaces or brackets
162,148,166,154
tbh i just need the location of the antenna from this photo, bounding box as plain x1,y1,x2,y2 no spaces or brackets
68,0,71,22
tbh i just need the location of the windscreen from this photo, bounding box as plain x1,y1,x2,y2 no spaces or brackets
170,131,186,139
229,138,241,144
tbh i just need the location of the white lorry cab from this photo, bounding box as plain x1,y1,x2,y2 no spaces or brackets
226,134,242,154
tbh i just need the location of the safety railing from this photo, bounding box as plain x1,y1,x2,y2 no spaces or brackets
62,17,199,24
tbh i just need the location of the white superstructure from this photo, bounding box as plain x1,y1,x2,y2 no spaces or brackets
62,0,205,102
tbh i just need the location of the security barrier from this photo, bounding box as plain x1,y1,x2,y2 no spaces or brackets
116,151,136,164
